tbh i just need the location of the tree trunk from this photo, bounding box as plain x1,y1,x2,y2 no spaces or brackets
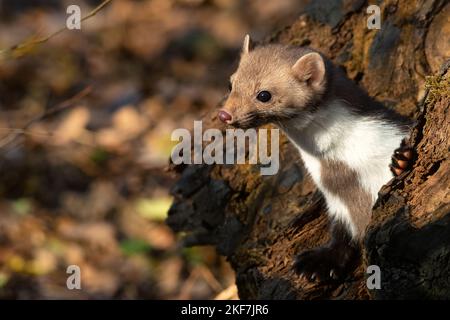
167,0,450,299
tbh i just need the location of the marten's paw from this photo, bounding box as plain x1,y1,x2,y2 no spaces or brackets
390,140,414,176
294,245,358,283
294,246,345,282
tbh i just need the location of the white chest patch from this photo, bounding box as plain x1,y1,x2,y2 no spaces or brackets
282,101,407,237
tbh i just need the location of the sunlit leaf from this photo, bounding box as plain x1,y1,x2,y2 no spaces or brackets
11,198,32,216
7,255,25,272
136,197,172,221
0,273,9,288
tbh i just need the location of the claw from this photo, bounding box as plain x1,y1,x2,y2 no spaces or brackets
390,165,403,176
402,150,413,159
330,269,338,280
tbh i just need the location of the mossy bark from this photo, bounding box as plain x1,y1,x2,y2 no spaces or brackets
167,0,450,299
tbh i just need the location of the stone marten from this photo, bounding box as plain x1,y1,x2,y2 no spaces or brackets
218,35,414,282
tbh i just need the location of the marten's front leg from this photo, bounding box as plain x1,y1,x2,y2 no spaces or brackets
294,221,360,283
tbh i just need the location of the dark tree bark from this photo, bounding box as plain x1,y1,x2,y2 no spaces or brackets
167,0,450,299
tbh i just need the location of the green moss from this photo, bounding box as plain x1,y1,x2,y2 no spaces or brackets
11,198,32,216
182,247,204,267
424,74,450,104
120,239,152,256
90,148,110,165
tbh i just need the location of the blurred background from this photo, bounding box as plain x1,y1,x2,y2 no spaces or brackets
0,0,307,299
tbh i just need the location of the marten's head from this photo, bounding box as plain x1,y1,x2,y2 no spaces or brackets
218,35,328,129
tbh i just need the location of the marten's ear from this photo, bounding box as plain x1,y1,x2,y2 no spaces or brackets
292,52,326,90
242,34,253,55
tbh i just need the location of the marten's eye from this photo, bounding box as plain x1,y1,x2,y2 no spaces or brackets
228,81,232,91
257,91,271,102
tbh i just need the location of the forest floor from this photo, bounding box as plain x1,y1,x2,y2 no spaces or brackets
0,0,306,299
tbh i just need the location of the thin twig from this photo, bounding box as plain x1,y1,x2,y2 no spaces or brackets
0,0,113,60
214,284,238,300
0,85,92,149
80,0,113,22
24,85,93,130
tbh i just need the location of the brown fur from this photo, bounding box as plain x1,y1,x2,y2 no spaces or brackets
223,41,411,130
223,45,326,128
320,160,372,238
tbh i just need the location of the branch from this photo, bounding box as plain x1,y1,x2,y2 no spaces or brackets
0,86,93,149
0,0,113,60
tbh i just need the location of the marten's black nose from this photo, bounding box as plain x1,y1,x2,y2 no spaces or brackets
218,110,232,123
